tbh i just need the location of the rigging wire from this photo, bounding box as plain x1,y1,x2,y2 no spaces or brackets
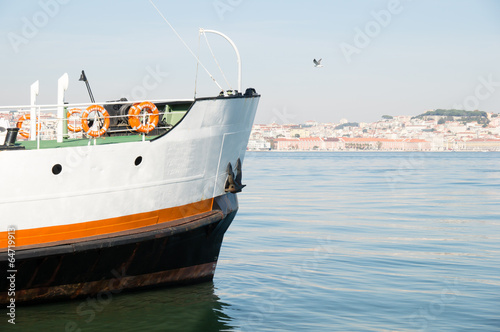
194,31,201,98
202,31,232,90
148,0,223,91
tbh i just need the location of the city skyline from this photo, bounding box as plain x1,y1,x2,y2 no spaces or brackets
248,108,500,151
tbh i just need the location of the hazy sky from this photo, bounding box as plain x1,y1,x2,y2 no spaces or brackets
0,0,499,124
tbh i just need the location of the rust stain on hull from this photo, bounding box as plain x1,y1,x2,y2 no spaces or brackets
2,262,217,304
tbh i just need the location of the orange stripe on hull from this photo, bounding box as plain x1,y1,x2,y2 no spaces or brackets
0,198,213,248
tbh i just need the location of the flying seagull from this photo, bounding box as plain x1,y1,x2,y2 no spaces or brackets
313,58,323,67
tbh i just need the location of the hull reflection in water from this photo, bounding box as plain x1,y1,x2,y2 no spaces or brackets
16,282,233,332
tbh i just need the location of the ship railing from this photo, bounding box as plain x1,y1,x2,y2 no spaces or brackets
0,99,191,149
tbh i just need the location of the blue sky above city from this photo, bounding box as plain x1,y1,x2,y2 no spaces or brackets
0,0,499,124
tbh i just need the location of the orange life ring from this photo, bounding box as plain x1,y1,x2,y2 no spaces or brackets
128,101,159,134
67,108,82,132
16,114,41,139
81,105,110,137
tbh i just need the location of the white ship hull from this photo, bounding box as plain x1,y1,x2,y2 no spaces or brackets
0,93,259,303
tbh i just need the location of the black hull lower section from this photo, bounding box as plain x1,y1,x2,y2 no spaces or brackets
0,194,238,305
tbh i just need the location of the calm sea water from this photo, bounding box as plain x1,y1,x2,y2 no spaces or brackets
10,152,500,332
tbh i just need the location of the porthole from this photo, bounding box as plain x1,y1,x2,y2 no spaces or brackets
52,164,62,175
135,156,142,166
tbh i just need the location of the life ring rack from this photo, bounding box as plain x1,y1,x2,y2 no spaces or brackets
128,101,159,134
81,105,110,138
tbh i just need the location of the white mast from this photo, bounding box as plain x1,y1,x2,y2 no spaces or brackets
57,73,69,143
30,81,39,141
